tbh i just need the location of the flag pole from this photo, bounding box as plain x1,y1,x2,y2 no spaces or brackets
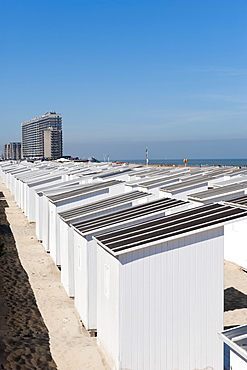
146,147,149,166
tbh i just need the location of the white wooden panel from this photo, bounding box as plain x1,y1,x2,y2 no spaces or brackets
35,193,42,240
97,246,120,369
116,227,224,370
231,349,247,369
224,219,247,269
74,231,89,329
42,196,50,251
48,202,58,264
60,220,73,296
88,239,97,329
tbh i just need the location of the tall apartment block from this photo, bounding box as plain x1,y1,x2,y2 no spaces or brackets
4,142,22,160
21,112,63,159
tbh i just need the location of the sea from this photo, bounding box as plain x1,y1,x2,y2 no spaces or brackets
114,159,247,167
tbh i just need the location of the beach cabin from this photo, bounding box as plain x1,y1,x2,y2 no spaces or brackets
20,172,68,222
35,178,88,241
93,203,247,370
188,182,247,205
219,325,247,370
158,174,227,201
66,197,189,332
43,179,126,265
124,169,191,198
58,190,151,298
124,167,225,199
222,194,247,269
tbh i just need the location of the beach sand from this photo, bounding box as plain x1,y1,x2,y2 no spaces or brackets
224,260,247,329
0,177,247,368
0,180,109,369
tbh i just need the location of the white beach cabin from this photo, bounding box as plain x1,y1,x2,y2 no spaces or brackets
43,179,126,265
219,324,247,370
58,190,151,298
222,194,247,269
93,203,247,370
70,197,189,333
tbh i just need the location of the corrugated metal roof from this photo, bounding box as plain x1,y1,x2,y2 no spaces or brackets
212,177,247,188
24,173,65,185
229,168,247,176
126,170,189,187
58,190,149,221
132,168,170,177
94,203,247,255
73,197,187,234
222,194,247,207
46,179,123,203
160,175,216,193
91,168,133,179
189,182,247,201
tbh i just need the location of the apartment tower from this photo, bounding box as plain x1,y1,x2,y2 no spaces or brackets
21,112,63,159
4,142,22,160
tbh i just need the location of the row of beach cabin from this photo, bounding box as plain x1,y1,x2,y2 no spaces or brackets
1,160,247,369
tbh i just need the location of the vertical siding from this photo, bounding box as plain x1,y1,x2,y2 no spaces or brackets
117,227,224,370
97,246,120,369
88,239,97,329
49,202,58,264
42,196,50,251
74,231,89,329
35,193,42,240
60,220,72,296
224,219,247,269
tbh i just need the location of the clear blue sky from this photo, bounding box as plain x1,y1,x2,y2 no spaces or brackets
1,0,247,160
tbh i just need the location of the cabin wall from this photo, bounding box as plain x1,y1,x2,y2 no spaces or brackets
50,188,119,265
97,246,120,369
74,231,90,329
35,193,43,240
60,220,74,296
97,227,224,370
230,348,247,369
224,219,247,269
42,196,50,251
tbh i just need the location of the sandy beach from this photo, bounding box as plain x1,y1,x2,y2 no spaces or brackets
0,180,109,369
0,177,247,368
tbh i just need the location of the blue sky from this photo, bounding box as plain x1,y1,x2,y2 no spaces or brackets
1,0,247,160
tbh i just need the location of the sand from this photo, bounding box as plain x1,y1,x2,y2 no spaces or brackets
224,260,247,329
0,176,247,368
0,180,109,369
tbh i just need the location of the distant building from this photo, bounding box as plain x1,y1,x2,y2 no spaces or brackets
43,127,63,158
21,112,63,159
4,142,22,160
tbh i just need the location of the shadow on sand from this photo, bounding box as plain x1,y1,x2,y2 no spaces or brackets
0,196,57,369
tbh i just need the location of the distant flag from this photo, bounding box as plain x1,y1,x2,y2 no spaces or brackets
183,158,188,167
145,147,149,166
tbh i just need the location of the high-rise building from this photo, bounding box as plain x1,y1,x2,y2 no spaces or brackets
4,142,22,160
43,127,63,158
21,112,63,159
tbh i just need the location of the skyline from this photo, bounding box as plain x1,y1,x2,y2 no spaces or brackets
1,0,247,160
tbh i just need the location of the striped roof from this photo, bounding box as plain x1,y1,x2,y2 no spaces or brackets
94,203,247,256
73,197,187,234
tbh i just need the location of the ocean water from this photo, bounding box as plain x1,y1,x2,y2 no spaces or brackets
115,159,247,167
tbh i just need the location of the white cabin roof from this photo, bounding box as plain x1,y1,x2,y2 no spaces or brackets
219,324,247,361
94,203,247,256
